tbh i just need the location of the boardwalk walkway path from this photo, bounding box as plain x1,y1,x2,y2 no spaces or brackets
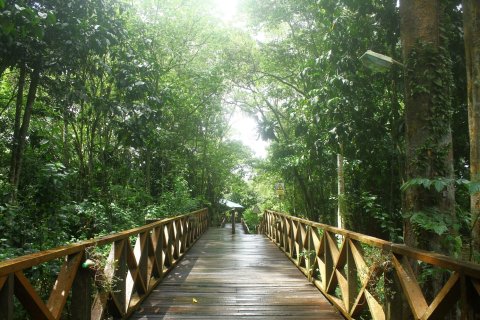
131,223,342,319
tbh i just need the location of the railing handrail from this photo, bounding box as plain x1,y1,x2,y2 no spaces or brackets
0,208,209,320
263,209,480,319
0,209,205,277
265,210,480,278
241,218,251,234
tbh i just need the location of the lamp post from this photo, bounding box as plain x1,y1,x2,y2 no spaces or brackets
360,50,404,72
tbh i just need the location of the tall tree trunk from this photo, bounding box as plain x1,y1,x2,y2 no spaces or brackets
9,67,40,200
145,148,152,196
464,0,480,260
337,144,345,230
9,64,26,190
0,62,9,80
400,1,455,253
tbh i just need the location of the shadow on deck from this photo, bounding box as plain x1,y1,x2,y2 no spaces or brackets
130,223,342,319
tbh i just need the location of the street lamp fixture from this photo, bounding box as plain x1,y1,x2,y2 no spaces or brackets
360,50,404,72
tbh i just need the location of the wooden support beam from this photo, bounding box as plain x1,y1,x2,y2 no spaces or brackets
421,272,460,319
14,271,54,320
71,257,92,320
346,239,357,313
392,255,428,319
112,240,127,315
0,275,14,320
47,252,83,319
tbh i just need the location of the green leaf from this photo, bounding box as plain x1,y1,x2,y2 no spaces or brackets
420,178,432,189
432,223,448,236
1,21,15,35
433,180,445,192
14,4,25,11
46,12,56,25
456,178,469,185
468,182,480,195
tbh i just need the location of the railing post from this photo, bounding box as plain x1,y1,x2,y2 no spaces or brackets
324,232,334,293
384,262,405,320
306,225,313,281
113,240,127,316
137,232,149,291
71,254,92,320
0,274,14,320
346,239,357,314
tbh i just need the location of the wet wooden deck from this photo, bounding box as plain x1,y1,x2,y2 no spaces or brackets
130,223,342,319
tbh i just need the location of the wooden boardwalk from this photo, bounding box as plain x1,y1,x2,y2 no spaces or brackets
130,223,342,319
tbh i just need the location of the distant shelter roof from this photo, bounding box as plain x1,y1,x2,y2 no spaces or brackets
219,199,244,209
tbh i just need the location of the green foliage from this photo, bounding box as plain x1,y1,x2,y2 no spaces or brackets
240,0,406,230
242,208,261,231
144,176,204,219
403,210,451,236
0,0,256,264
347,192,402,242
402,177,480,195
0,1,474,309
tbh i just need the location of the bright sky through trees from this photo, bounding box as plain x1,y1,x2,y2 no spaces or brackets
230,110,269,158
213,0,238,22
211,0,270,158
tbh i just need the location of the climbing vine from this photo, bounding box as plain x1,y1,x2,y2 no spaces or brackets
406,41,454,177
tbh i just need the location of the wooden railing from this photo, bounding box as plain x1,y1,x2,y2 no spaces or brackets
241,219,251,234
0,208,208,320
263,210,480,319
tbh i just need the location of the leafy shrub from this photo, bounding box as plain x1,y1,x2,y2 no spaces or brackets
243,208,261,232
145,176,203,219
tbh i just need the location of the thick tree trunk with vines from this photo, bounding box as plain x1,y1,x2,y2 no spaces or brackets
464,0,480,261
400,1,455,253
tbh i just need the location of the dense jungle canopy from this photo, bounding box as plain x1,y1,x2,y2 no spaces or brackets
0,0,480,265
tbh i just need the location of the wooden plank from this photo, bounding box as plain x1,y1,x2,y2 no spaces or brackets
348,239,368,282
326,232,341,263
472,278,480,295
131,224,342,319
350,264,380,316
135,232,149,293
326,237,346,294
335,269,349,309
392,255,428,318
13,271,54,320
47,252,83,319
364,290,385,320
125,238,147,297
91,291,109,320
164,223,174,268
0,246,85,278
150,226,163,279
346,239,357,313
91,240,127,318
71,260,92,320
0,276,6,290
113,239,127,315
384,267,406,320
0,275,13,320
421,272,460,319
